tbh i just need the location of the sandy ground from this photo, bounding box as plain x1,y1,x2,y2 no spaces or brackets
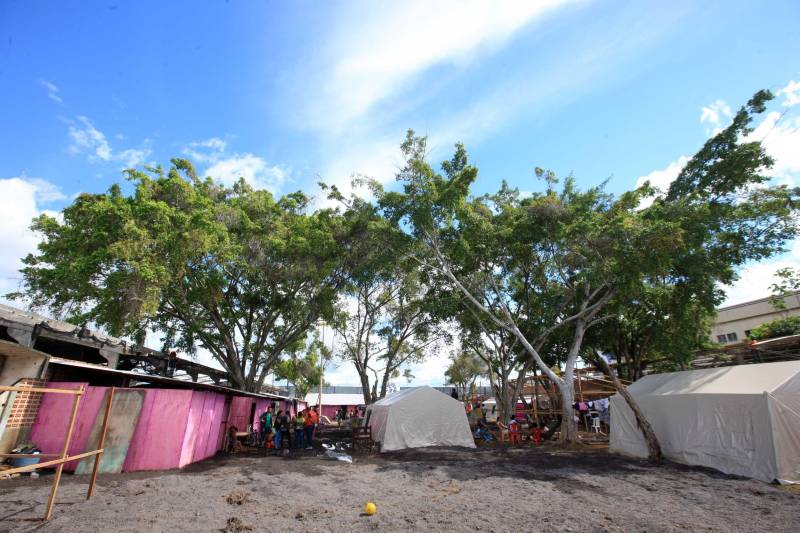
1,444,798,532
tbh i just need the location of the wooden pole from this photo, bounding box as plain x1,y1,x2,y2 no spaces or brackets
577,368,583,401
44,385,83,521
0,450,103,476
87,387,115,500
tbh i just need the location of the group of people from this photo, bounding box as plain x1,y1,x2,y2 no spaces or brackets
334,406,360,423
469,402,546,445
259,405,320,451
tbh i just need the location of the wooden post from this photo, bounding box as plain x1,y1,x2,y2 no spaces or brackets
87,387,115,500
44,385,83,521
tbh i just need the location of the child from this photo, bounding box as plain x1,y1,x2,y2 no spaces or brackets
264,425,276,450
475,418,494,442
509,415,521,445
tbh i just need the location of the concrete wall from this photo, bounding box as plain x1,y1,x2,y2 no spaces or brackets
0,350,47,387
711,291,800,344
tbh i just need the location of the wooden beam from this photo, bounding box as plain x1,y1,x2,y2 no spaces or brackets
0,386,83,395
0,453,60,458
45,385,83,520
87,387,114,499
0,449,104,476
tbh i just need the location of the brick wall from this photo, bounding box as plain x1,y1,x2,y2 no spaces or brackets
5,378,47,429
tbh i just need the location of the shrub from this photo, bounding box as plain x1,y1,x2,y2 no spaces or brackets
748,316,800,341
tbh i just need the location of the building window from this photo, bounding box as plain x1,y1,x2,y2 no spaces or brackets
726,332,738,342
744,330,751,338
717,334,727,343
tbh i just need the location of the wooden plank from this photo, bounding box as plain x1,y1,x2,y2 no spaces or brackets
0,449,104,476
45,385,82,520
0,386,84,395
0,453,60,458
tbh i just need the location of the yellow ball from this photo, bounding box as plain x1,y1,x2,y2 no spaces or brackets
364,502,377,516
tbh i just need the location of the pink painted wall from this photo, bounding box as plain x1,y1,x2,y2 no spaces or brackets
227,396,255,433
29,382,286,472
198,393,226,462
179,391,228,467
29,382,107,471
320,404,358,419
178,391,207,467
123,389,193,471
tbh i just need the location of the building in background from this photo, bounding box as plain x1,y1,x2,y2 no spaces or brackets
711,291,800,344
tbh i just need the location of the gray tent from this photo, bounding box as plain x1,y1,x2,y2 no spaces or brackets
366,386,475,452
611,361,800,483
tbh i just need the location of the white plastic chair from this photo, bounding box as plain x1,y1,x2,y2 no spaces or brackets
591,416,604,434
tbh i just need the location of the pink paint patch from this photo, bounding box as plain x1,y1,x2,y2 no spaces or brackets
29,382,107,471
123,389,192,472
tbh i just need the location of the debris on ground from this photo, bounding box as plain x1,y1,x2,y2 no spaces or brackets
225,489,252,505
323,450,353,463
220,517,253,533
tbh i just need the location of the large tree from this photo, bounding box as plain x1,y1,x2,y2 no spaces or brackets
12,160,358,391
372,90,798,443
374,135,675,442
323,185,449,403
591,89,800,378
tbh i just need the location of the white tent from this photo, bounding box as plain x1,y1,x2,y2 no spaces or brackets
610,361,800,483
366,386,476,452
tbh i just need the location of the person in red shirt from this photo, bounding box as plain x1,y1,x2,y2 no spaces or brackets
304,407,319,450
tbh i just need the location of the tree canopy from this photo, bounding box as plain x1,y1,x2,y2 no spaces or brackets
12,160,360,391
10,90,799,417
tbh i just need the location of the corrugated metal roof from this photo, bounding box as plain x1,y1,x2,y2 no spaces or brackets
303,392,365,406
48,357,290,400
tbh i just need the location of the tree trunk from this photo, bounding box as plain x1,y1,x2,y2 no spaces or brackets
591,350,662,462
559,376,577,443
357,369,372,405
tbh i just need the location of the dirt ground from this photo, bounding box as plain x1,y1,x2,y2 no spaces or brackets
1,444,798,532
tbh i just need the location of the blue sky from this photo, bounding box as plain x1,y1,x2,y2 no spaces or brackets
1,1,799,385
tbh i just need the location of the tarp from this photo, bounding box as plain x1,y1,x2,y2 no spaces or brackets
610,361,800,483
366,386,475,452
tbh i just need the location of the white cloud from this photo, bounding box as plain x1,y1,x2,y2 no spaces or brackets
307,2,687,208
66,116,153,169
721,241,800,306
746,112,800,186
300,0,574,135
183,137,227,162
635,155,689,191
634,155,689,208
116,147,153,169
67,116,112,161
205,154,288,192
0,177,64,306
700,99,732,135
777,79,800,108
183,138,288,192
40,79,63,103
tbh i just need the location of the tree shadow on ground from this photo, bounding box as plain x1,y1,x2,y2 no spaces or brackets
361,445,752,497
